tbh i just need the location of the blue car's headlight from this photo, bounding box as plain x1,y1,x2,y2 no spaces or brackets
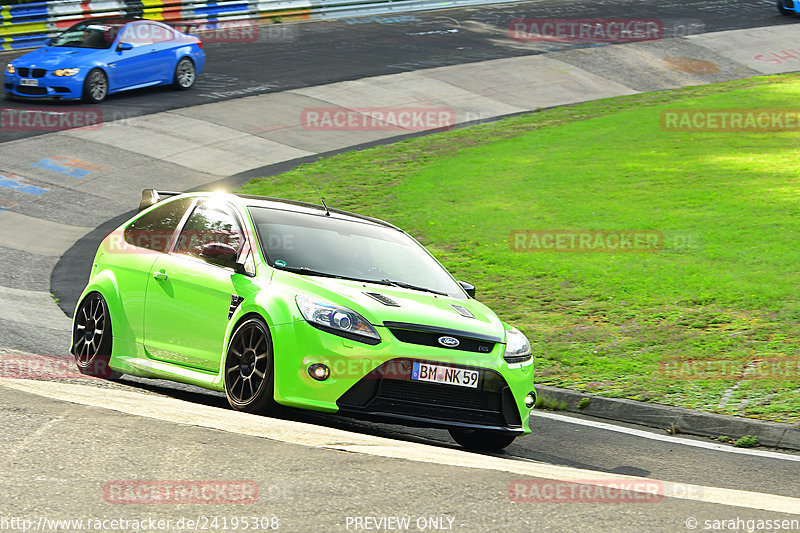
53,68,80,77
504,326,532,364
296,295,381,345
5,64,14,74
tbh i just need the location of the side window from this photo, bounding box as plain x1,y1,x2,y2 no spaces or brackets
146,23,174,43
174,203,244,260
124,198,194,252
120,23,172,46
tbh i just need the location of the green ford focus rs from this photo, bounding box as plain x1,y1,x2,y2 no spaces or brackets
72,190,536,450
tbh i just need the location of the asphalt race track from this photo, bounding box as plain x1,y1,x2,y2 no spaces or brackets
0,0,794,144
1,0,800,531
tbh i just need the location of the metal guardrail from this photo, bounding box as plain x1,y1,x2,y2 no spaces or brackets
0,0,311,50
0,0,526,51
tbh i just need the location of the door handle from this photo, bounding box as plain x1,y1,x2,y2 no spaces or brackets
153,270,168,281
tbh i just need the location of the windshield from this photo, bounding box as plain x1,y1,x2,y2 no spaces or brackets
249,207,466,298
50,22,125,49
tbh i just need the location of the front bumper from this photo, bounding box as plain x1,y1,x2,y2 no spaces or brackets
337,358,527,433
270,321,535,433
4,72,84,99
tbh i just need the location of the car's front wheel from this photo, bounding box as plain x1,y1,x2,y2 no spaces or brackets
73,293,122,379
449,428,518,451
82,68,108,103
224,318,275,413
778,0,794,14
173,57,196,90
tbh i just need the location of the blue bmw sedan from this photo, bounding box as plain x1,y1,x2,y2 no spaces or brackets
4,18,205,103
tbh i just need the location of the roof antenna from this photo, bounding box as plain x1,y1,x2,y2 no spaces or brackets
300,165,330,216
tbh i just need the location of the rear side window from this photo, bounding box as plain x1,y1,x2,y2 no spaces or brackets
124,198,194,252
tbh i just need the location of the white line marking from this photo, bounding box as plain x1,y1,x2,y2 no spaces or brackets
532,411,800,463
1,377,799,515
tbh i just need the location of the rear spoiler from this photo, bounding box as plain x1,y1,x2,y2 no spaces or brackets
138,189,182,212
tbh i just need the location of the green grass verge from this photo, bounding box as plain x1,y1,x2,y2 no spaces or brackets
239,73,800,424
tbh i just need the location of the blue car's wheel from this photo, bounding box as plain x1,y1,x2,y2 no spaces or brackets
778,0,794,14
82,68,108,103
173,57,196,90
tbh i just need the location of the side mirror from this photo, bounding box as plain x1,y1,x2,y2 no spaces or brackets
200,242,237,268
46,37,54,46
117,42,133,51
458,280,476,298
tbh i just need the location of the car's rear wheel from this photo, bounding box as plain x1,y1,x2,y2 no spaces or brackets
449,428,518,451
82,68,108,103
778,0,794,14
173,58,196,90
224,318,275,413
73,293,122,379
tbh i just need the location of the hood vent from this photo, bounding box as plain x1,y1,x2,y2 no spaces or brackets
364,292,400,307
450,304,474,318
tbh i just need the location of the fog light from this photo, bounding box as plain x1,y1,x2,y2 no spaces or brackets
308,363,330,381
524,391,536,409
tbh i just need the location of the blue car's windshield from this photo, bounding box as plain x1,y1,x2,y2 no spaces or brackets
249,206,466,299
51,22,124,49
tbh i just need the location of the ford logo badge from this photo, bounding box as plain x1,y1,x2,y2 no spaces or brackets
438,336,460,348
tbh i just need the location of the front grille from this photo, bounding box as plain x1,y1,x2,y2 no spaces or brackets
16,67,45,78
16,85,47,95
337,358,521,429
53,87,70,93
387,324,497,354
379,379,492,410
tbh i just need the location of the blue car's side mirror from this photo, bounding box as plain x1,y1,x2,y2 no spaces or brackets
117,42,133,51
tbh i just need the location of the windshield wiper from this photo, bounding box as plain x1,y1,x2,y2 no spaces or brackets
273,265,448,296
378,279,449,296
272,264,343,279
274,264,380,286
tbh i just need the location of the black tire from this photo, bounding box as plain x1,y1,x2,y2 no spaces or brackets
173,57,196,90
72,293,122,379
778,0,794,15
449,428,518,451
224,318,275,413
81,68,108,103
4,92,15,101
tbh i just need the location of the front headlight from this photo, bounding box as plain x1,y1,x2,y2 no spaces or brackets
5,64,14,74
296,295,381,345
504,326,532,363
53,68,80,77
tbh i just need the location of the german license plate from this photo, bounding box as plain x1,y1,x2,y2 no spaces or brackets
20,79,38,86
411,362,479,388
